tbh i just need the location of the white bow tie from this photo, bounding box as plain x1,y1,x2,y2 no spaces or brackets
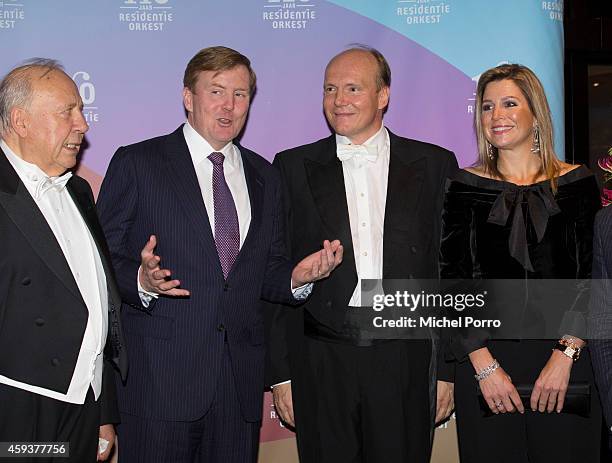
35,171,72,199
336,143,378,163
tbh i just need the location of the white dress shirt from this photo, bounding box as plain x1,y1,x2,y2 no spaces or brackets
0,140,108,404
271,126,390,389
337,124,390,306
183,121,252,245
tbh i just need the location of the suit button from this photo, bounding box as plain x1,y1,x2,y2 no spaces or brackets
217,324,225,332
410,245,418,254
35,318,45,326
51,358,60,366
326,301,332,308
21,277,31,286
223,284,229,292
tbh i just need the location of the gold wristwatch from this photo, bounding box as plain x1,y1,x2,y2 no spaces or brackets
554,337,582,362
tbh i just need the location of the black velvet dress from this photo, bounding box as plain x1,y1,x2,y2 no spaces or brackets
440,166,602,463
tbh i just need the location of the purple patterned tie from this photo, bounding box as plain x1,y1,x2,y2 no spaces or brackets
208,152,240,279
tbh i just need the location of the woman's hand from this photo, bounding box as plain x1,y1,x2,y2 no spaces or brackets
479,367,525,414
469,347,524,414
530,350,573,413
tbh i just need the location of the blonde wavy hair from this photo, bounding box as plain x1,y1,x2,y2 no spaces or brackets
474,64,561,190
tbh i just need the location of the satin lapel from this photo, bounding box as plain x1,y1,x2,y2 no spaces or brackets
162,129,221,274
237,149,263,258
0,153,83,304
67,180,121,308
383,133,426,277
304,137,356,273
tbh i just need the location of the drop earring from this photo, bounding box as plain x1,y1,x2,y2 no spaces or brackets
531,124,541,154
487,142,495,160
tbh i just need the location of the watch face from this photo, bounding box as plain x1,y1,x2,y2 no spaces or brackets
566,347,576,357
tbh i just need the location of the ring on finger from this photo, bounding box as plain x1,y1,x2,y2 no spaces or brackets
496,401,504,408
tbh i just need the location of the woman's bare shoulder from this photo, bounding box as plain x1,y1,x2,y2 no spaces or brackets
558,161,581,176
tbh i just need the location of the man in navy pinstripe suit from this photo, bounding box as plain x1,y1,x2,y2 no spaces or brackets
96,46,342,463
589,205,612,451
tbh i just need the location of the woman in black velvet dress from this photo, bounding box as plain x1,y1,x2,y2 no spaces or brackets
440,64,601,462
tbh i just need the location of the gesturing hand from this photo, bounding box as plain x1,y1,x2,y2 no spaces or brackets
291,240,343,288
139,235,190,297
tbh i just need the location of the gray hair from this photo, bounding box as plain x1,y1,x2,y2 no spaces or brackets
0,58,64,137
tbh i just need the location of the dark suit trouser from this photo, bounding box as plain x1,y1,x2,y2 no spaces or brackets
117,343,260,463
295,337,432,463
0,384,100,463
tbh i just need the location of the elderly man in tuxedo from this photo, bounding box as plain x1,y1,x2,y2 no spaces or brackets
0,59,127,462
267,46,457,462
589,205,612,451
97,46,342,463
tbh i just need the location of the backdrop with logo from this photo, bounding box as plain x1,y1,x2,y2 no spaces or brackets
0,0,564,461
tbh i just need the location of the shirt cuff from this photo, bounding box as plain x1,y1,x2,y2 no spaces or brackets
138,266,159,307
291,282,313,300
271,380,291,389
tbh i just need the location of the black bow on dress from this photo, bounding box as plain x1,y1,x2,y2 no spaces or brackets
486,184,561,272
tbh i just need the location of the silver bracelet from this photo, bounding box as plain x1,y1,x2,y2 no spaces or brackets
474,359,499,381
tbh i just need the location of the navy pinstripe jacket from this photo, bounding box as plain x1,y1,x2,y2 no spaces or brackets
97,126,294,422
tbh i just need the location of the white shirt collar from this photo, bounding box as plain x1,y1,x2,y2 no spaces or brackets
183,121,239,168
335,124,387,151
0,139,72,198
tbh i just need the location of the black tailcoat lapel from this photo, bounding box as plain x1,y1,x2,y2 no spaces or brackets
383,132,427,277
304,136,356,277
0,149,85,307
